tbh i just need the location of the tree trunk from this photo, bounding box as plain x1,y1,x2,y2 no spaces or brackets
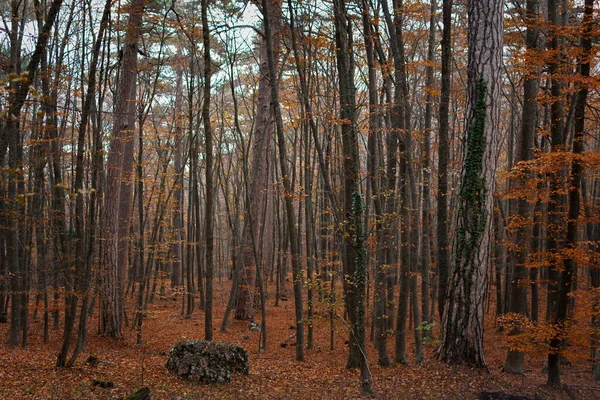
3,0,64,346
361,0,390,367
202,0,214,341
261,0,305,362
436,0,453,322
545,0,566,328
438,0,503,369
420,0,436,343
235,0,281,322
58,0,110,366
504,0,540,375
99,0,145,338
547,0,591,385
333,0,371,393
171,64,185,289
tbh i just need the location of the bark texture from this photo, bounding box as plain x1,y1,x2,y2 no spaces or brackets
235,0,281,321
547,0,592,385
333,0,371,393
504,0,540,375
202,0,214,341
436,0,452,321
438,0,503,368
100,0,145,338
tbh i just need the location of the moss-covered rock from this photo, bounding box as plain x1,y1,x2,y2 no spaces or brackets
166,340,248,384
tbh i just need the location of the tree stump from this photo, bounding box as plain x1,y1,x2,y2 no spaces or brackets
166,340,248,384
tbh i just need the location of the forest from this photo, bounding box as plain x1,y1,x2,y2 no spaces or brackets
0,0,599,398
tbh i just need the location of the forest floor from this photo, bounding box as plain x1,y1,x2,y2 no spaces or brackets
1,281,599,399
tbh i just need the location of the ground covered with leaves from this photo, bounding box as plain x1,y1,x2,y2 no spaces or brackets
1,283,599,399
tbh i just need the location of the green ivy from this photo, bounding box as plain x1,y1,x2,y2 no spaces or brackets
352,190,366,284
452,74,489,325
456,77,488,262
351,190,367,334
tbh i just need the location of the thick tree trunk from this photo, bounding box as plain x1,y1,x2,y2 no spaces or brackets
438,0,503,369
504,0,540,375
235,0,281,322
100,0,145,338
545,0,566,327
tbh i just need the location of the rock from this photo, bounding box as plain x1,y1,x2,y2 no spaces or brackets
92,380,114,389
86,355,99,367
280,333,296,348
249,322,261,331
124,387,151,400
166,340,248,384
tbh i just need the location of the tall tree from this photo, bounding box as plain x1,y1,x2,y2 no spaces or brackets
202,0,214,341
437,0,452,322
547,0,593,385
504,0,540,375
591,177,600,381
235,0,282,322
421,0,436,336
261,0,305,362
100,0,145,338
57,0,113,366
361,0,390,367
380,0,407,365
438,0,503,368
3,0,64,346
545,0,566,330
333,0,372,393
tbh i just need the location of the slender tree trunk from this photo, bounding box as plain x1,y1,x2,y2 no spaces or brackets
333,0,371,393
261,0,305,362
591,179,600,380
380,0,405,365
548,0,592,385
171,64,184,288
68,46,107,365
4,0,64,346
57,0,110,366
494,210,504,319
530,200,541,324
436,0,452,322
545,0,566,327
361,0,390,367
303,126,315,350
420,0,436,343
202,0,214,341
